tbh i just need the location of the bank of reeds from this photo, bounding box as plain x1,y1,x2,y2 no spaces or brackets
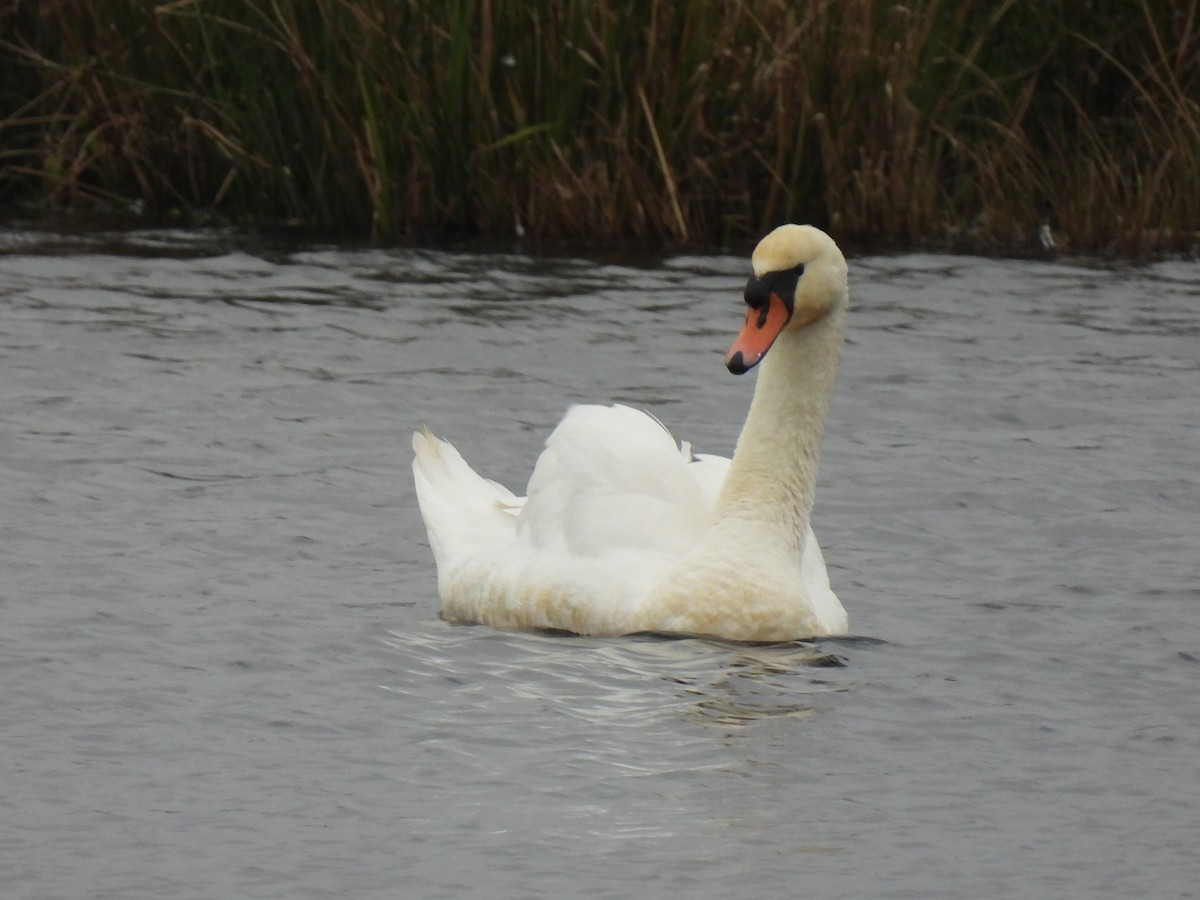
2,0,1198,254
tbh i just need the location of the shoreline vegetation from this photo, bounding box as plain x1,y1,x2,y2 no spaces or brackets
1,1,1197,256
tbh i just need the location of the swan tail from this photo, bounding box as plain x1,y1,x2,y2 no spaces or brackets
411,428,519,569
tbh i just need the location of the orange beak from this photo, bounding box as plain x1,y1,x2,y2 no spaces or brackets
726,291,791,374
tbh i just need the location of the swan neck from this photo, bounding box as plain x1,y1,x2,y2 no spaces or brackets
714,310,843,552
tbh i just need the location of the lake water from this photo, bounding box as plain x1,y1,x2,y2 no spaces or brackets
1,227,1197,899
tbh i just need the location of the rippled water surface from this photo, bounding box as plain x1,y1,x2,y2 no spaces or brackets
2,228,1198,898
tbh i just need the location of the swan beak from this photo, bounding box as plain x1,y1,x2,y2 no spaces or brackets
726,291,791,374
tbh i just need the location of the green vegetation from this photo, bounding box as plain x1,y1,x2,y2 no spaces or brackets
2,1,1197,254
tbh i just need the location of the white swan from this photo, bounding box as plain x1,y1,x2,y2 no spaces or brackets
412,224,849,641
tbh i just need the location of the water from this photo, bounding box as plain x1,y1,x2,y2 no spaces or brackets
1,227,1197,899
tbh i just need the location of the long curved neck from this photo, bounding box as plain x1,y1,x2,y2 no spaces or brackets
711,309,844,555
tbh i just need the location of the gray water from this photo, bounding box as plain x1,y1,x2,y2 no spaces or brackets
1,227,1197,899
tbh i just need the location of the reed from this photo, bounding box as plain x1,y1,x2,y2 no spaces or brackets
2,0,1197,254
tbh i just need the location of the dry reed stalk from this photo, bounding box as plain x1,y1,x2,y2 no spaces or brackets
0,0,1197,253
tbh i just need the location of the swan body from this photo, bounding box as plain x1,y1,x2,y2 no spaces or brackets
412,224,849,641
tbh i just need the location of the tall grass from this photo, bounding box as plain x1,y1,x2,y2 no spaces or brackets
2,0,1197,253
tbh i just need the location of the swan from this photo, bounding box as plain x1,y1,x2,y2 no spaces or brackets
412,224,849,641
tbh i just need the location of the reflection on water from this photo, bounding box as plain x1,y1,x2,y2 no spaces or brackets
1,227,1198,899
679,642,850,728
383,625,855,730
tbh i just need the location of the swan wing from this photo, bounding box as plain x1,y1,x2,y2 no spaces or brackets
412,406,709,634
518,404,710,558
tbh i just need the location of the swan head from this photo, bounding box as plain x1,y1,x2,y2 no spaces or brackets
726,224,849,374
